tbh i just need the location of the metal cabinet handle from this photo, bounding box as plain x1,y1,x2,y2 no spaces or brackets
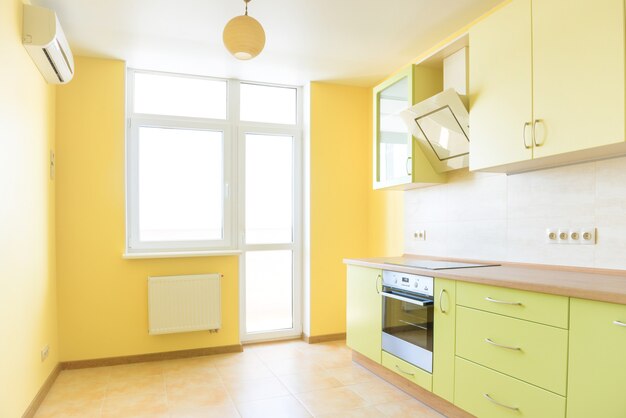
533,119,544,147
406,157,412,176
439,289,448,314
395,365,415,377
485,338,522,351
523,121,532,149
614,320,626,327
483,393,519,411
485,297,522,306
375,274,382,295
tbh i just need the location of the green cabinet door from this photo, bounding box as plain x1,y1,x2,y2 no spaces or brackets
433,278,456,402
346,265,382,363
567,298,626,418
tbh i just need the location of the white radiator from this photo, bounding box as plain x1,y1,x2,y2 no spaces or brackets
148,273,221,335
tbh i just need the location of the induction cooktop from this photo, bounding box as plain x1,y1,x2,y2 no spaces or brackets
384,259,500,270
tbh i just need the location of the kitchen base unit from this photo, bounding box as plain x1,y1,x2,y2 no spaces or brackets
352,350,473,418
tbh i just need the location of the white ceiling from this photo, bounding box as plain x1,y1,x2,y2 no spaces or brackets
32,0,503,86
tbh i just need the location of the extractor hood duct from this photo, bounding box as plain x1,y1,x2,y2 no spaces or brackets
400,48,470,172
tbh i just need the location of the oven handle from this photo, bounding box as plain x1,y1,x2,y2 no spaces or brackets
381,291,434,306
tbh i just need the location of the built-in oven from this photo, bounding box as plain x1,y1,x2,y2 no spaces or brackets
381,270,434,373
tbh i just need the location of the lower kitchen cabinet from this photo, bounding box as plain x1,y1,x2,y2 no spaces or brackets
433,278,456,402
382,351,432,391
346,265,382,363
567,298,626,418
455,357,566,418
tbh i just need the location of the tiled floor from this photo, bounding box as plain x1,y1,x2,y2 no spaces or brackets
34,340,445,418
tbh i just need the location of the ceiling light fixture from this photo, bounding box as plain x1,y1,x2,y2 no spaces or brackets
222,0,265,60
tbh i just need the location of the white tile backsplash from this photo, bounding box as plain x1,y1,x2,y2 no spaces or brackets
404,156,626,269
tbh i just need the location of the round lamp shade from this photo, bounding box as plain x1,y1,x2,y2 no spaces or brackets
223,15,266,60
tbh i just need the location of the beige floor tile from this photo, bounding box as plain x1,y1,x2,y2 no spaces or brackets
294,387,368,416
211,351,260,367
324,364,377,386
316,406,387,418
236,395,312,418
374,398,446,418
165,369,223,389
34,398,103,418
55,367,111,386
44,379,107,403
167,384,233,408
108,361,164,379
168,404,242,418
278,370,343,394
347,380,411,405
101,392,168,418
262,356,325,376
217,361,274,381
224,375,290,402
161,356,216,375
106,375,166,398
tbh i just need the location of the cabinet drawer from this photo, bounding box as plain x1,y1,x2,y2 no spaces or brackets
455,357,566,418
457,281,569,328
456,306,568,395
382,351,432,391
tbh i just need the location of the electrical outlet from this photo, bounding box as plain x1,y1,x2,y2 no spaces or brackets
557,228,569,243
546,228,558,244
581,227,596,245
413,230,426,241
569,229,581,244
41,345,49,362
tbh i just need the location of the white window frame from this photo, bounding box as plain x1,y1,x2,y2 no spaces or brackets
125,69,237,254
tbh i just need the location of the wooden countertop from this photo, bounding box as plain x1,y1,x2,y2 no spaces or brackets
344,255,626,305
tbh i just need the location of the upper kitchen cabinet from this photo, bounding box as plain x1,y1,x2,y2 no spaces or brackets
469,0,626,173
373,65,447,190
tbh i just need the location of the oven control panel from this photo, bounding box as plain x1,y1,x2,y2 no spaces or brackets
382,270,434,297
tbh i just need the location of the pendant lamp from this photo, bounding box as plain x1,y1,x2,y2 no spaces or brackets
223,0,265,60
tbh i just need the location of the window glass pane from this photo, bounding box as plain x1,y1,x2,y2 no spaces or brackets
245,134,293,244
245,250,293,333
240,83,297,124
134,73,227,119
138,127,223,242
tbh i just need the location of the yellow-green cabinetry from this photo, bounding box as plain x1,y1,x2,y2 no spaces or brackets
373,65,446,190
469,0,532,170
567,298,626,418
470,0,625,172
455,357,566,418
346,265,382,363
432,278,455,402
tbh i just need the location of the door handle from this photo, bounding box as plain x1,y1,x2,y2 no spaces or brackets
405,156,412,176
381,291,433,306
485,297,522,306
523,121,532,149
439,289,448,314
533,119,544,147
485,338,522,351
613,320,626,327
483,393,519,411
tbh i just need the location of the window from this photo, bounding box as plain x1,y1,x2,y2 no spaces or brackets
126,70,300,256
127,70,302,342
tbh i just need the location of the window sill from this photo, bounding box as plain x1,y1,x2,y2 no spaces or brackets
123,250,242,260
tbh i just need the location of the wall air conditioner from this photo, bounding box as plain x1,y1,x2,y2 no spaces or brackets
22,4,74,84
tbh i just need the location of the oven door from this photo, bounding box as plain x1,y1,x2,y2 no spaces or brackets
381,289,434,373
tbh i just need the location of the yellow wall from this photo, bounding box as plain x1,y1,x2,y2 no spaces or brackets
55,57,239,361
0,0,58,416
309,82,374,336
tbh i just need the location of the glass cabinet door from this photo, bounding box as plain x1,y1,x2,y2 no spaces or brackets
376,74,411,186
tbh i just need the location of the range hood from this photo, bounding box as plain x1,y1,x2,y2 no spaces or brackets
400,48,470,172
